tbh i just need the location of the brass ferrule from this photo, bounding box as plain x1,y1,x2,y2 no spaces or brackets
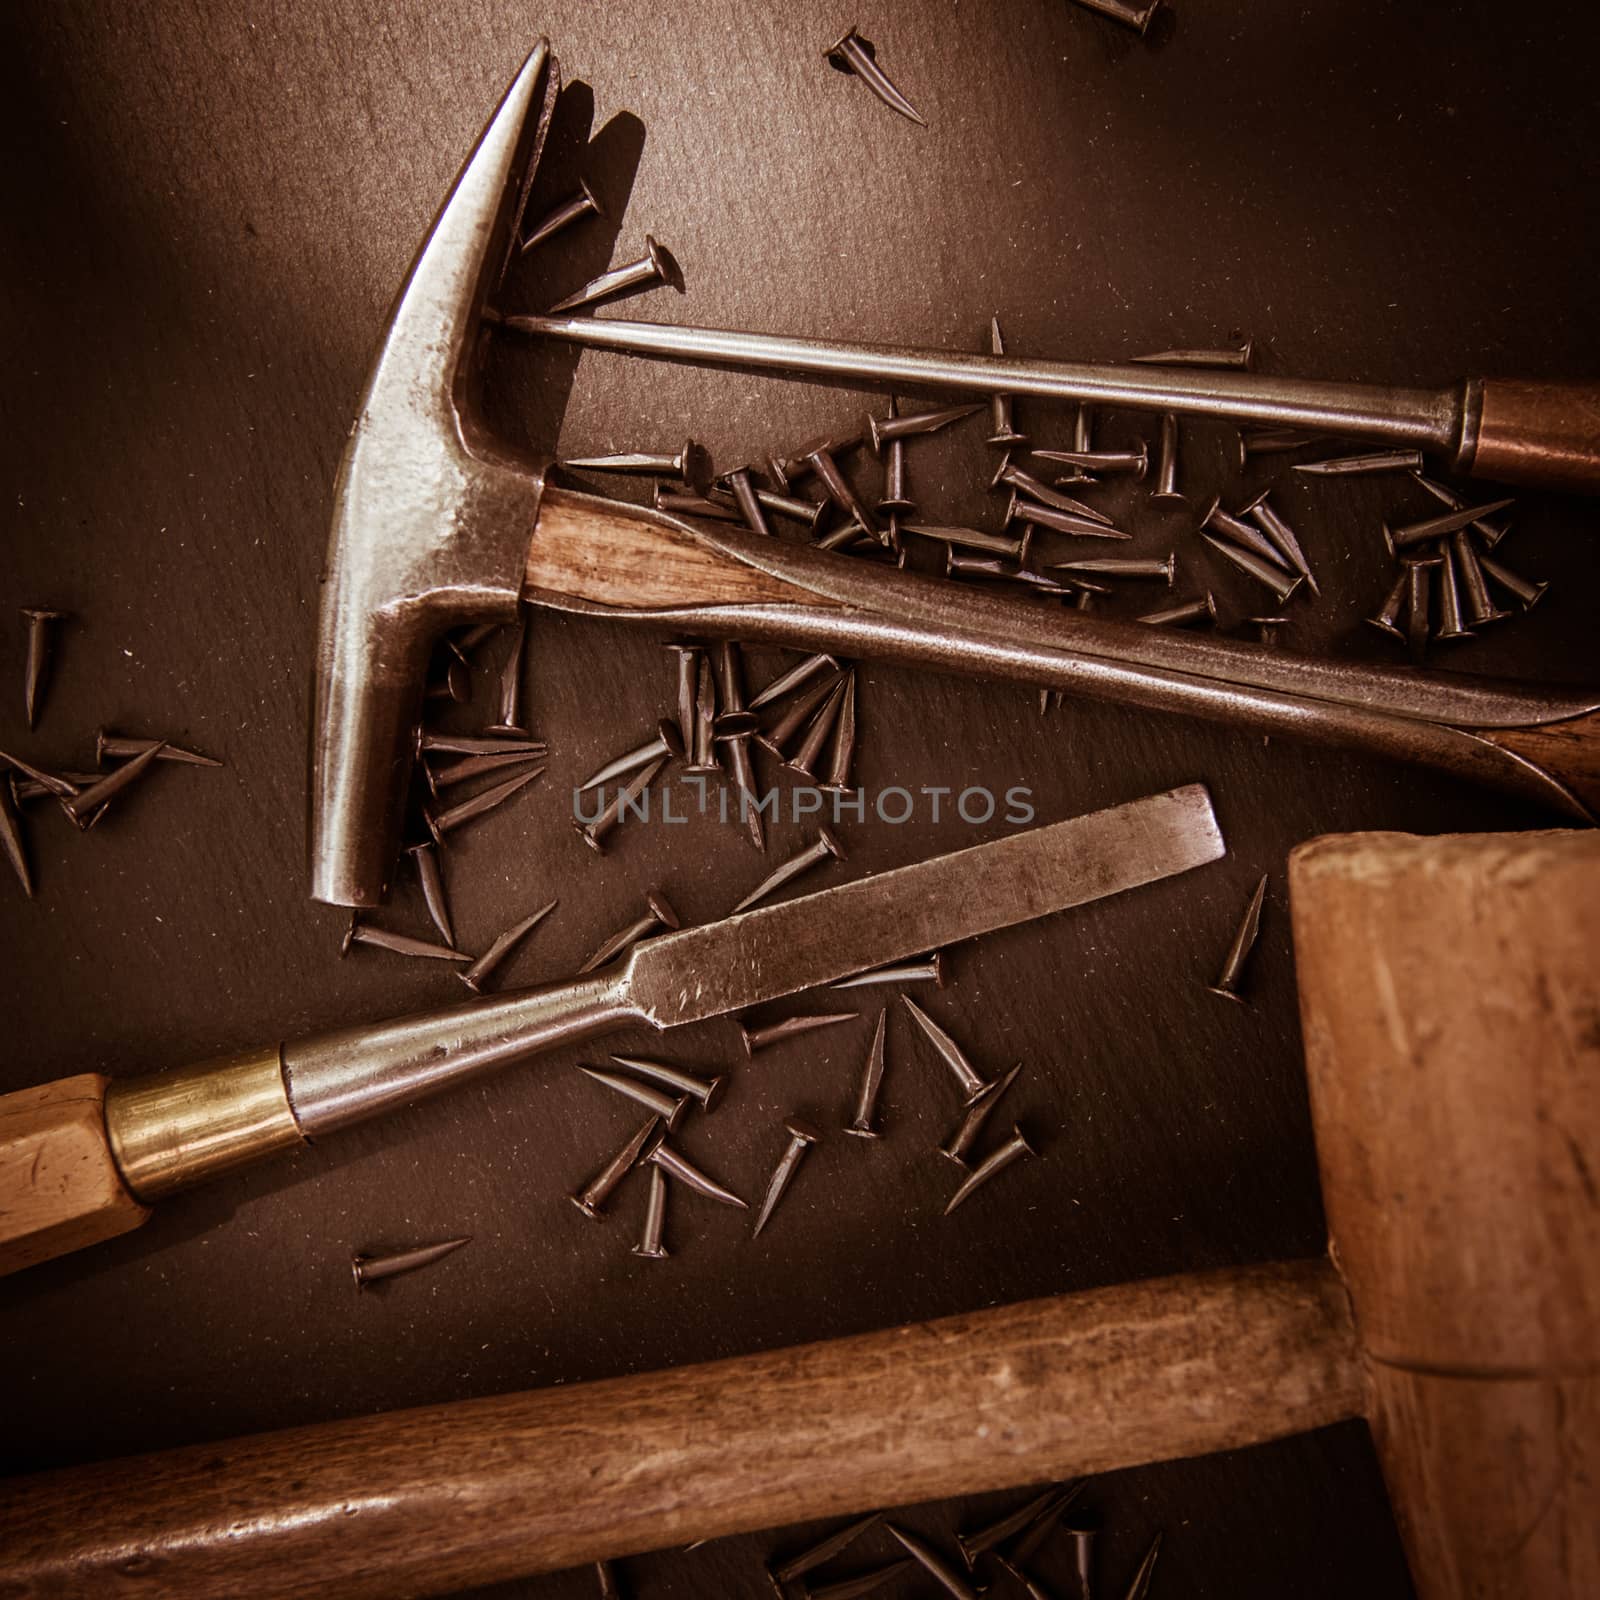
103,1046,304,1202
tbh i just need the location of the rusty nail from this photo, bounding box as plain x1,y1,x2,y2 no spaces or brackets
868,401,983,453
485,612,530,735
419,731,546,757
819,671,860,794
1364,569,1410,641
571,1116,663,1221
739,1011,857,1056
1051,554,1175,586
1208,873,1268,1002
835,951,944,991
733,826,845,913
1006,495,1132,541
578,889,681,974
0,782,33,898
752,1118,821,1237
1132,337,1250,367
458,898,558,993
1411,473,1512,547
575,754,666,854
1199,532,1301,603
1031,441,1148,479
564,439,708,481
20,607,66,730
633,1164,670,1259
1241,491,1320,596
942,1063,1023,1166
843,1007,889,1138
771,1513,885,1586
610,1053,726,1113
520,177,603,253
579,1065,691,1132
650,1140,748,1209
60,740,167,828
406,840,454,945
1137,592,1216,627
1150,412,1184,504
352,1235,470,1287
885,1524,982,1600
825,26,927,127
1404,553,1443,659
748,653,841,710
548,234,676,315
580,719,686,793
986,316,1028,447
756,670,847,759
1294,448,1424,477
341,912,469,964
425,764,544,844
1453,530,1511,625
954,1485,1064,1569
1386,498,1515,555
1435,542,1474,642
96,730,221,768
945,1125,1036,1215
1478,550,1547,610
902,997,992,1104
784,677,850,781
801,437,880,539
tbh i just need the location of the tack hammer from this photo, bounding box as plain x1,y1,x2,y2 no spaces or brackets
3,827,1594,1598
311,42,1600,908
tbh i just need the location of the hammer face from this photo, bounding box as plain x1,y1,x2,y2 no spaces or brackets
311,45,557,906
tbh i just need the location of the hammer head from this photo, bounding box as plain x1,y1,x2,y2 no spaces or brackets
310,44,559,906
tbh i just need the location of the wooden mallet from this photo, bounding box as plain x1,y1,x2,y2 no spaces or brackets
1,827,1595,1598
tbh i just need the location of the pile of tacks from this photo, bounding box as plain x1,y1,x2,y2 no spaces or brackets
594,1482,1163,1600
1,606,221,897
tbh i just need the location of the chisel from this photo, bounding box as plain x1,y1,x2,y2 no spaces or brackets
0,784,1225,1275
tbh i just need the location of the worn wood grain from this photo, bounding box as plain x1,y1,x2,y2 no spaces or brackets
0,1074,148,1275
1291,829,1600,1600
0,1259,1360,1599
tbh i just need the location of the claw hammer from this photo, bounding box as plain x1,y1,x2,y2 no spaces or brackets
310,41,1600,909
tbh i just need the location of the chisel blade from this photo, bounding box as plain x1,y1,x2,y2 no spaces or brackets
622,783,1224,1027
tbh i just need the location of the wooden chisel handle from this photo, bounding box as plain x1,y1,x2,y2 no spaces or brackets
1468,378,1600,495
0,1260,1361,1599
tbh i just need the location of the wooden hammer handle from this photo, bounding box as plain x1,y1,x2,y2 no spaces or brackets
1469,378,1600,495
0,1261,1361,1599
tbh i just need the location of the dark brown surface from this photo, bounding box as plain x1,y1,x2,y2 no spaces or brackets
2,2,1599,1596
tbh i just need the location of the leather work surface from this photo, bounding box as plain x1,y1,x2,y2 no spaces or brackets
3,3,1599,1595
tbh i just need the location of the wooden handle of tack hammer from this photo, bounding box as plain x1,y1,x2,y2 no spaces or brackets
1468,378,1600,494
1291,826,1600,1600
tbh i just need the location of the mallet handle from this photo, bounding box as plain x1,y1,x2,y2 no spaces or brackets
0,1260,1360,1599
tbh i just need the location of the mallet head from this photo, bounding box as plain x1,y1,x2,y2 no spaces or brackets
310,44,559,906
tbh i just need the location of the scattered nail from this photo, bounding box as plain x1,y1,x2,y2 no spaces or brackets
1201,495,1297,571
1453,530,1512,626
1149,412,1184,504
1242,492,1320,596
1063,1506,1101,1600
904,522,1027,560
578,889,680,974
808,1558,918,1600
1294,449,1424,476
458,898,558,993
575,755,666,854
406,840,454,945
868,402,983,453
942,1063,1023,1166
426,656,471,704
486,611,530,735
0,750,81,800
739,1011,857,1056
425,763,544,844
955,1485,1062,1570
571,1116,665,1221
580,1065,691,1132
749,652,841,711
566,441,706,477
1199,532,1301,604
687,654,720,774
1051,555,1175,585
1403,553,1443,659
1386,498,1515,556
819,671,859,795
756,671,847,760
1364,569,1410,641
60,740,167,829
886,1524,982,1600
1247,615,1291,647
352,1235,470,1287
580,719,686,793
96,730,221,768
1411,473,1512,547
986,316,1028,448
650,1140,748,1208
994,460,1114,524
419,732,547,757
1137,593,1216,627
548,234,676,314
752,1118,821,1237
770,1513,885,1586
0,782,33,897
784,677,850,781
341,913,469,964
824,25,927,127
843,1007,889,1139
1435,542,1474,642
1005,1481,1086,1566
945,1124,1036,1214
655,486,741,523
902,997,992,1105
610,1053,726,1112
1120,1532,1163,1600
1208,873,1268,1003
20,607,66,730
801,436,880,540
723,464,777,538
633,1163,670,1259
733,826,845,913
1478,550,1547,610
594,1555,623,1599
1031,442,1148,480
427,749,542,792
520,177,603,253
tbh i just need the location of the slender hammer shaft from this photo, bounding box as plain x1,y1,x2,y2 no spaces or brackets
507,315,1467,456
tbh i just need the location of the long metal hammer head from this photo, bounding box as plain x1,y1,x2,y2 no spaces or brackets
310,44,558,906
